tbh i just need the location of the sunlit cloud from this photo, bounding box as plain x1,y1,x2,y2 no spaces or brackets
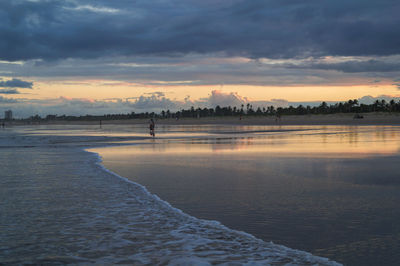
148,80,201,85
108,63,175,68
0,60,25,65
2,88,400,118
3,90,400,119
207,90,247,107
64,5,120,14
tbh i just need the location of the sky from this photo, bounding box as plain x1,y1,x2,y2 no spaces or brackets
1,0,400,117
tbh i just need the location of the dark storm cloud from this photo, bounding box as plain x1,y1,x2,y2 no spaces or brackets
0,78,33,88
1,0,399,62
0,89,20,94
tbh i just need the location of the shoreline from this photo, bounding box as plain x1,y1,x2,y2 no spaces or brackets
86,140,341,265
5,113,400,126
0,127,341,265
90,125,400,265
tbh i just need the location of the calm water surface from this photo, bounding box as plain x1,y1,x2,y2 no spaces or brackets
92,125,400,266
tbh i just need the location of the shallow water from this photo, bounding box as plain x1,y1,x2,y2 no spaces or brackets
92,125,400,265
0,125,338,265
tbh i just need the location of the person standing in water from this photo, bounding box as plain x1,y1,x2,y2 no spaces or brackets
149,118,155,137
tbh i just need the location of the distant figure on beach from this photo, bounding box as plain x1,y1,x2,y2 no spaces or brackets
1,122,4,128
149,118,155,137
275,113,281,123
99,120,102,128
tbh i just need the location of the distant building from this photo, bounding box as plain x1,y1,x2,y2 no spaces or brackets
5,110,12,120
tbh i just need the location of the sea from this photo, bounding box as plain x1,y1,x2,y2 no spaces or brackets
2,123,400,265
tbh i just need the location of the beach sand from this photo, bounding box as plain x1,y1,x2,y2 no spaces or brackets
11,113,400,126
153,113,400,126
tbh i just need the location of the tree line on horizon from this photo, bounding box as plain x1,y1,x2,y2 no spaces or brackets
7,99,400,122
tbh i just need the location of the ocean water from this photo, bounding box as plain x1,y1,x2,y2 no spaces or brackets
0,125,339,265
91,125,400,266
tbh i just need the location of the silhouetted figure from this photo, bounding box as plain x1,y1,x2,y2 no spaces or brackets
275,113,281,123
1,122,4,128
149,118,155,137
99,120,102,128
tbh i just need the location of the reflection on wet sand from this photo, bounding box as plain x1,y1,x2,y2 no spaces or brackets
92,125,400,266
121,125,400,158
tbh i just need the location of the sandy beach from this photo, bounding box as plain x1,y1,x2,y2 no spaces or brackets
7,113,400,126
153,113,400,126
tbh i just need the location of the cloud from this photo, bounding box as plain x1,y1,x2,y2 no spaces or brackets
143,91,165,97
65,5,120,14
4,90,400,118
130,92,177,110
358,95,400,104
2,52,399,89
0,78,33,88
1,0,399,62
0,95,18,103
0,90,273,117
290,59,400,73
0,89,20,94
251,99,289,108
206,90,247,107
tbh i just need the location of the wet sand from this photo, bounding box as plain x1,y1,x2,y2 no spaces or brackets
10,113,400,126
94,125,400,265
